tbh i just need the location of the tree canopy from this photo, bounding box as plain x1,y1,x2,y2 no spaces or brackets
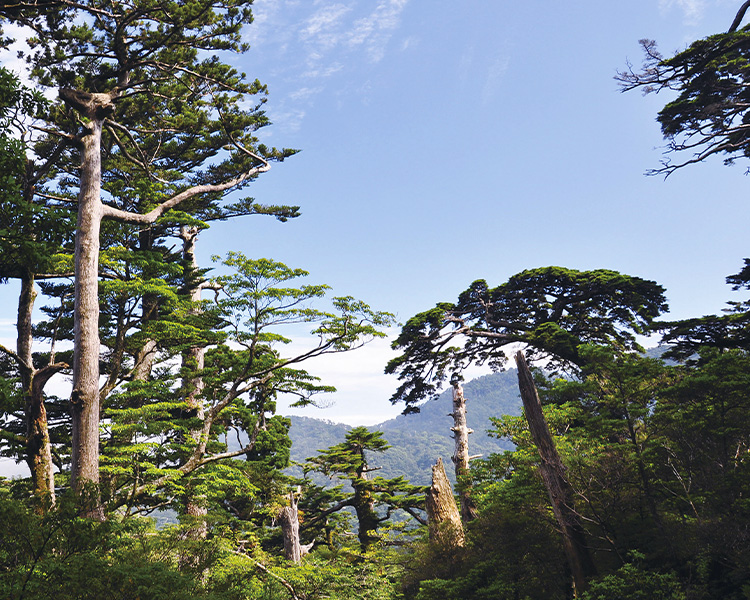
618,3,750,175
386,266,667,411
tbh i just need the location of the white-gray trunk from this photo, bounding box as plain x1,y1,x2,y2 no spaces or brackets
425,457,465,547
278,492,302,563
180,226,207,414
70,119,105,511
450,382,478,522
181,226,208,535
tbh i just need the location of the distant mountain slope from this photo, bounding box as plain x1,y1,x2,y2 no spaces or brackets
288,370,522,486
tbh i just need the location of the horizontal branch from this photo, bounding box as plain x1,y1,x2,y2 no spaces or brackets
101,159,270,225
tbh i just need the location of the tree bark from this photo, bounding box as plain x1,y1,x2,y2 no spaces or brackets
278,491,302,563
17,272,57,508
425,457,464,547
515,351,595,597
70,115,107,518
180,226,209,536
450,381,478,522
58,82,270,518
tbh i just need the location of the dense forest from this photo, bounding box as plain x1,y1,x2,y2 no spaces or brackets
3,1,750,599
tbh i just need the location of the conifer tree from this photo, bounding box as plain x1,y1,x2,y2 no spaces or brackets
304,427,426,552
1,0,296,511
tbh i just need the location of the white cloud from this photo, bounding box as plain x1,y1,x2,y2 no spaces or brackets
268,107,307,134
481,52,510,107
0,24,33,78
302,3,353,44
248,1,410,131
346,0,409,63
658,0,706,25
301,62,344,79
289,86,324,101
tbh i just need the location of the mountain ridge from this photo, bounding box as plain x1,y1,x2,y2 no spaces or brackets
287,370,522,486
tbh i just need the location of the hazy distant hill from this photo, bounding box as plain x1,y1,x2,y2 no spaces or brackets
288,370,522,486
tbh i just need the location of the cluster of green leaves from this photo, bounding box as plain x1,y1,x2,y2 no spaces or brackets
0,487,410,600
387,266,667,411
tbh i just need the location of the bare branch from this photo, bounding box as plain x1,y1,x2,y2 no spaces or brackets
0,343,31,371
100,157,270,225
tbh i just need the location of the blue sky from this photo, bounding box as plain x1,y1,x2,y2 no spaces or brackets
194,0,750,423
2,0,749,433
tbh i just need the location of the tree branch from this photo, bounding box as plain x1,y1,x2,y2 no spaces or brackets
729,1,750,32
232,551,306,600
100,157,270,225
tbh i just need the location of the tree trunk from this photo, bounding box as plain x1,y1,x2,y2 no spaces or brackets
450,381,478,522
70,117,106,518
278,491,302,563
180,226,209,536
425,457,464,547
515,351,596,597
352,466,380,551
18,272,56,508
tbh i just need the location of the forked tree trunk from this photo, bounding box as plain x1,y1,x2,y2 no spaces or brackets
59,85,268,517
514,351,596,597
425,457,465,547
278,491,302,563
450,381,478,522
18,273,58,508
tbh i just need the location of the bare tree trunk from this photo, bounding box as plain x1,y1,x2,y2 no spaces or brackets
425,457,465,547
515,351,595,597
278,491,302,563
70,117,106,518
180,226,208,536
450,381,478,522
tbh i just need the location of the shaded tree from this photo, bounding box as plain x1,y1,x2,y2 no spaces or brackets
0,67,72,507
1,0,296,511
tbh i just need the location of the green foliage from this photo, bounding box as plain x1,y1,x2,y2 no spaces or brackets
387,266,666,410
582,557,685,600
0,496,218,600
619,25,750,174
303,428,427,551
214,252,394,360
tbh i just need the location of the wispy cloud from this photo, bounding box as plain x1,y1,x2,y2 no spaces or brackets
658,0,706,25
289,86,324,101
346,0,409,63
276,333,404,426
301,3,353,48
481,52,510,107
267,107,307,135
248,0,410,132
